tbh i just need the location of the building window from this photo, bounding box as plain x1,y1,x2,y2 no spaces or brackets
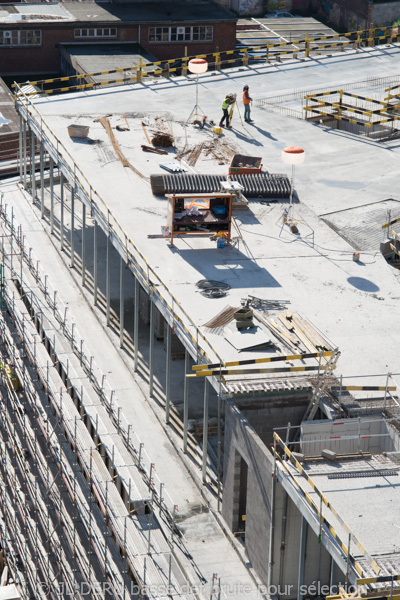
74,28,117,38
1,30,41,46
148,26,213,43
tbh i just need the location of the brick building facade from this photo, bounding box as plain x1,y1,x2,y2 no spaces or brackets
0,2,237,76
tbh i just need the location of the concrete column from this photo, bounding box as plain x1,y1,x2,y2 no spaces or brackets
183,350,189,453
93,220,98,306
119,255,124,348
18,113,23,183
202,378,209,483
49,157,54,235
134,277,139,371
149,298,154,397
81,203,86,286
106,232,111,326
40,143,44,219
22,119,27,189
60,172,64,251
30,129,36,201
165,322,171,424
70,188,75,268
297,517,308,600
330,559,336,589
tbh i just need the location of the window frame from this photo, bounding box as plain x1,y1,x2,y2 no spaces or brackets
74,28,117,39
148,25,213,43
0,29,42,46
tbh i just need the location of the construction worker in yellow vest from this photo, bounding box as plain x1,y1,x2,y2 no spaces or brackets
243,85,253,123
220,93,235,128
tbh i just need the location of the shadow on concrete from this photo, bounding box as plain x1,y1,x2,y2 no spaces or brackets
347,276,379,292
176,247,281,288
247,123,277,141
230,127,263,146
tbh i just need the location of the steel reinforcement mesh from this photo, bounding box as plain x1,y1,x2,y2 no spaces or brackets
150,173,291,199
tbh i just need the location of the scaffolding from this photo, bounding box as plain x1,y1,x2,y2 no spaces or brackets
0,195,202,600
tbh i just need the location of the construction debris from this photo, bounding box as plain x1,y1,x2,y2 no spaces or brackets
196,279,231,298
241,295,291,311
99,117,145,179
159,161,187,173
187,143,204,166
141,144,168,155
141,121,152,144
152,132,174,147
202,305,241,330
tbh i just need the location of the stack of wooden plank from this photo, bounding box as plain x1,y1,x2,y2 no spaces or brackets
257,309,333,356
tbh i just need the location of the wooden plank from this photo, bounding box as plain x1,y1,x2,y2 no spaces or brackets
280,310,315,353
270,319,298,345
253,310,298,353
141,121,151,144
291,313,333,352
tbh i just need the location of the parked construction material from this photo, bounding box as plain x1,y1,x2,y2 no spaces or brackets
67,124,89,138
150,173,291,198
229,154,262,175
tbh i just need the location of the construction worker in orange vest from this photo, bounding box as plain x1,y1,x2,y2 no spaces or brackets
243,85,253,123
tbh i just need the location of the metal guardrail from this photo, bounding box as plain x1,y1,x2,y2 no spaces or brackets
11,25,400,97
14,85,226,380
273,431,381,578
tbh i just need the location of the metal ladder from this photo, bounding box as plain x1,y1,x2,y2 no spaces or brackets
302,348,341,423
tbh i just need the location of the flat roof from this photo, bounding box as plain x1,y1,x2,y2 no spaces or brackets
66,1,236,23
0,1,236,24
0,3,74,22
289,454,400,560
60,43,157,82
23,44,400,380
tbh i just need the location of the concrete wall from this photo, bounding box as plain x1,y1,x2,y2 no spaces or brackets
371,3,400,27
310,0,371,31
222,401,275,585
235,390,313,447
233,0,264,17
271,486,336,598
222,399,351,596
300,417,391,456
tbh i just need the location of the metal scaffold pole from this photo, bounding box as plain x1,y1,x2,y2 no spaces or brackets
149,297,154,396
93,220,98,306
82,202,86,286
120,255,124,348
60,171,64,251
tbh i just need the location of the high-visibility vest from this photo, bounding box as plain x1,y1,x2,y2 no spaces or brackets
243,90,251,104
222,97,231,109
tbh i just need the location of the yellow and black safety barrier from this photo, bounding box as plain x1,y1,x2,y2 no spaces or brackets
357,574,400,585
328,593,400,600
305,90,399,122
275,453,366,577
382,216,400,229
186,364,332,378
274,432,381,575
305,108,375,128
390,243,400,258
11,24,400,98
193,350,333,371
331,385,396,392
305,100,389,118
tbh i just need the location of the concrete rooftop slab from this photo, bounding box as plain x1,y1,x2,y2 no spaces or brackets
290,455,400,558
22,44,400,381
